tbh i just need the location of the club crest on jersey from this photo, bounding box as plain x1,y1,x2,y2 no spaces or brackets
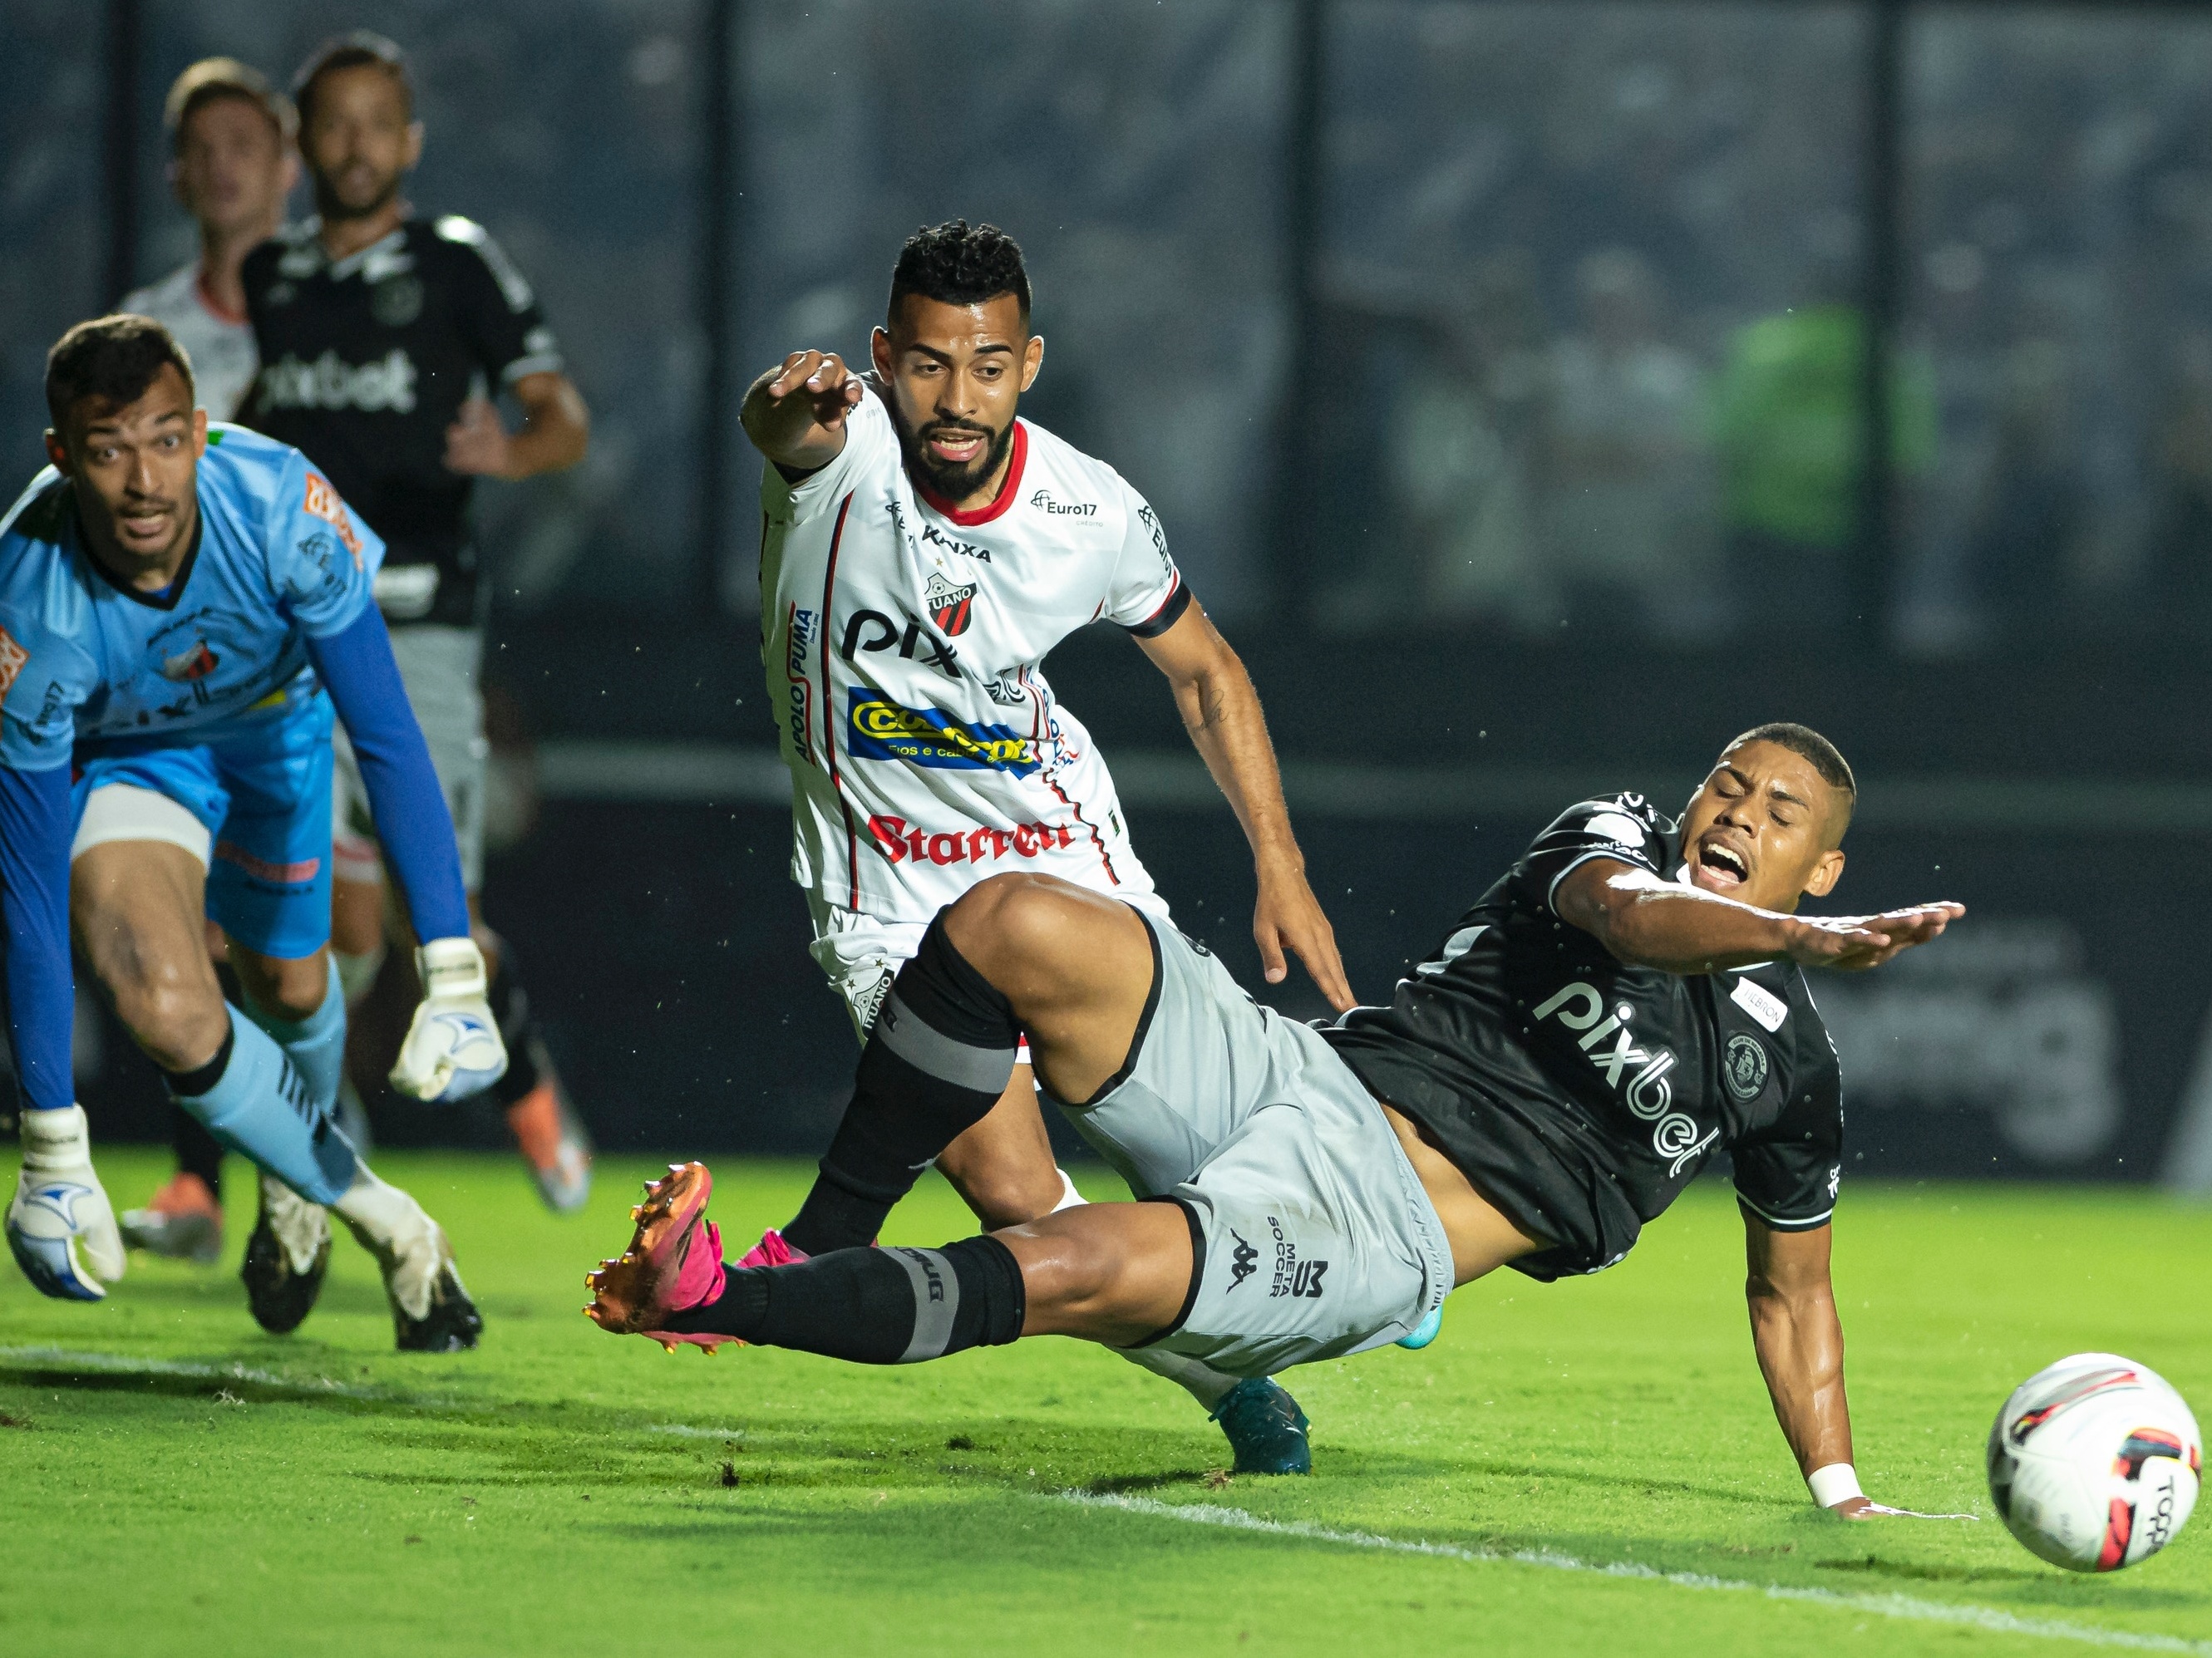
924,570,978,637
0,623,27,698
160,639,219,682
1724,1034,1770,1100
847,689,1036,775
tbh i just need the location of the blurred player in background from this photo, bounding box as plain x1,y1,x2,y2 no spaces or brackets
1,317,500,1348
739,220,1351,1473
119,59,298,423
240,32,593,1215
115,57,301,1262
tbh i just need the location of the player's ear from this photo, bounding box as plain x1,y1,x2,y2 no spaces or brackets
870,327,894,381
42,430,71,476
192,406,209,455
1802,848,1845,901
280,150,301,194
403,121,425,170
1019,332,1043,394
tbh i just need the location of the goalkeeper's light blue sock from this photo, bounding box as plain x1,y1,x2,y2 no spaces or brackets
167,1008,357,1205
242,955,347,1114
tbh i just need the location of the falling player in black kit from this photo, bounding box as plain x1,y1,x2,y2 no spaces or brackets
588,725,1963,1514
133,32,594,1322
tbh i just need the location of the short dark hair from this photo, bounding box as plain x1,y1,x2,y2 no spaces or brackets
46,315,195,431
1727,721,1857,813
293,31,412,130
888,219,1032,327
165,57,296,151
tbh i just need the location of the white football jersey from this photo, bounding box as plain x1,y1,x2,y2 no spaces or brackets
121,259,260,421
760,381,1188,926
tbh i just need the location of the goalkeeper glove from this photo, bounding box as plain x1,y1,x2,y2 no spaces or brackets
7,1105,126,1300
390,936,509,1104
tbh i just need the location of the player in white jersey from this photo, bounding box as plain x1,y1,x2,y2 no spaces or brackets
114,58,299,1262
741,220,1352,1473
120,60,297,422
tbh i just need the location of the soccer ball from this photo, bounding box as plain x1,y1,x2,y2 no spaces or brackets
1987,1352,2202,1572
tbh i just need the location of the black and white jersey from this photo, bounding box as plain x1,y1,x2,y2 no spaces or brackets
239,215,563,627
1320,794,1844,1282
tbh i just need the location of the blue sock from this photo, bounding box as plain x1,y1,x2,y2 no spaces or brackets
243,956,347,1114
170,1009,357,1205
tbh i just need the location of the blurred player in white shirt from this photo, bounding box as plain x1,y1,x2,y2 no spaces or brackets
121,60,298,420
737,220,1350,1472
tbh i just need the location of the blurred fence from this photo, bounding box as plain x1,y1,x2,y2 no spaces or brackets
7,2,2212,1183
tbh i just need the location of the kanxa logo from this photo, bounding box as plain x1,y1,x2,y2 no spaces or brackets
840,608,962,681
924,570,977,637
1227,1229,1258,1291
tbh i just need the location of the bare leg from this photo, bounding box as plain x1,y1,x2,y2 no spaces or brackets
993,1201,1196,1343
71,842,228,1071
933,1063,1064,1228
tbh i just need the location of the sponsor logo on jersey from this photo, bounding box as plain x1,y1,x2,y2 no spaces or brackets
887,500,993,563
1266,1214,1328,1300
840,608,962,681
160,639,219,683
924,570,978,637
302,472,366,563
259,349,418,416
785,604,816,763
867,814,1076,867
0,624,27,699
1136,503,1171,573
847,689,1036,774
1724,1033,1770,1100
1029,489,1096,516
1533,980,1721,1177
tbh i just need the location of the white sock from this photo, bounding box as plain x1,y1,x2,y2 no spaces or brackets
257,1169,330,1277
1050,1168,1086,1213
331,1164,454,1320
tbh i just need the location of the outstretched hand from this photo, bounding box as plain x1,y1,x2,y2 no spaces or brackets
1254,863,1356,1013
1781,902,1964,972
744,350,865,469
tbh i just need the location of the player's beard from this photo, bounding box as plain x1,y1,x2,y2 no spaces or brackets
896,413,1015,505
310,161,402,226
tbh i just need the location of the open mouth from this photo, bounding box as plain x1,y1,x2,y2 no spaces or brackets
1694,839,1749,890
924,426,989,465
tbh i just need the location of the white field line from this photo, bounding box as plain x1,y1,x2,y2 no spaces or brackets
1057,1491,2212,1654
0,1344,388,1400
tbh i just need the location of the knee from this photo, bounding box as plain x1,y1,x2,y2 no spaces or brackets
942,874,1083,980
122,970,227,1072
260,956,332,1023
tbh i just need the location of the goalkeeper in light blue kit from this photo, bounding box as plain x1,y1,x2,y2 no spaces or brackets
0,315,505,1349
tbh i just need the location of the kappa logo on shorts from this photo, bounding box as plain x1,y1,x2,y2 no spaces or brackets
0,623,27,699
1227,1229,1258,1291
1264,1215,1328,1301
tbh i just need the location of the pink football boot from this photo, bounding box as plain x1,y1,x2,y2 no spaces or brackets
583,1163,736,1352
734,1227,807,1269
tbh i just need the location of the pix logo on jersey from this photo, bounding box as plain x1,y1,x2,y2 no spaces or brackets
846,689,1037,775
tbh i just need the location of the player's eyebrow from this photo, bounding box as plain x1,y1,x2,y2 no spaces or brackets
1767,782,1810,813
904,341,1017,362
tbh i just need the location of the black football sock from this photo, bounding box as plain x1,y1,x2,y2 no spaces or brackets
781,918,1018,1257
172,1101,227,1201
664,1235,1026,1363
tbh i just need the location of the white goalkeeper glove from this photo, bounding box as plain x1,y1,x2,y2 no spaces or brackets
7,1105,126,1301
389,936,509,1104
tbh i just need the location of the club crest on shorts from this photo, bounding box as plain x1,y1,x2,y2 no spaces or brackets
1724,1033,1770,1100
924,570,977,637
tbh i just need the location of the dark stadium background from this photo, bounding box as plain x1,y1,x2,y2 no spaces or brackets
7,1,2212,1191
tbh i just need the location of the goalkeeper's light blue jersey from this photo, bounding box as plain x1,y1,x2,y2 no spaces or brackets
0,424,384,770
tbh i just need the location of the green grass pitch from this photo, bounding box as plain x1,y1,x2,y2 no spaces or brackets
2,1147,2207,1657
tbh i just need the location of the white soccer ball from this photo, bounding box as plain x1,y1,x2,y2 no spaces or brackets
1988,1352,2202,1572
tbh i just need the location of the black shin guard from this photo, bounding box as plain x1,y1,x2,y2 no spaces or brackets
783,918,1019,1257
171,1103,227,1199
666,1236,1026,1364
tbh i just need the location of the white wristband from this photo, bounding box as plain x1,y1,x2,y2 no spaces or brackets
1807,1463,1864,1508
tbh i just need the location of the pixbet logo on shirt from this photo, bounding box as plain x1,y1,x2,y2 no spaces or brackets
1533,979,1721,1177
259,350,418,416
845,689,1037,775
867,814,1077,867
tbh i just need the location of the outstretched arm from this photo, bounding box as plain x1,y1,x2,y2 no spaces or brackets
1555,859,1962,976
741,350,864,473
0,763,77,1115
1745,1218,1872,1513
1136,604,1353,1011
